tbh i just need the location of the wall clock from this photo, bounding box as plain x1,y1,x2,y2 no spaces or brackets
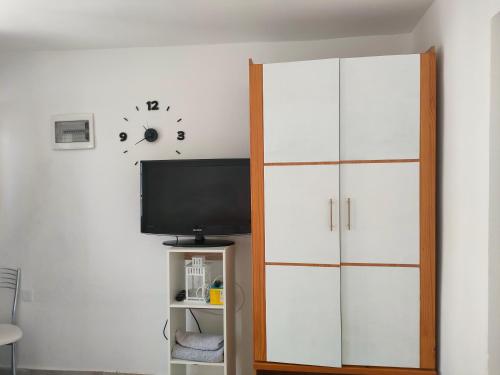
119,100,186,165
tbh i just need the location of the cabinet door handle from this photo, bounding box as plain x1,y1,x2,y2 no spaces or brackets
347,198,352,231
329,198,335,231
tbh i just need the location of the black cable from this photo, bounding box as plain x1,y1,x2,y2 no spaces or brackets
163,318,169,341
189,308,202,333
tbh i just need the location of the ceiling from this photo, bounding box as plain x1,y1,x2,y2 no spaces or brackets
0,0,433,51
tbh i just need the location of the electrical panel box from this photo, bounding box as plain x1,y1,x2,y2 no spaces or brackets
51,113,95,150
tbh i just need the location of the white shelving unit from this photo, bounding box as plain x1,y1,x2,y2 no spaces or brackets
167,246,235,375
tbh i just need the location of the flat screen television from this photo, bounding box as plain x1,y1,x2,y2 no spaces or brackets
141,159,251,247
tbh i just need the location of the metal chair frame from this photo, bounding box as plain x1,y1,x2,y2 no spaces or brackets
0,267,21,375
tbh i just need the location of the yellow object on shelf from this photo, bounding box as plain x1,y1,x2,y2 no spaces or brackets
210,288,224,305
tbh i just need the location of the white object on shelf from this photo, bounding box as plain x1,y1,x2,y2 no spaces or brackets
167,246,235,375
185,260,212,302
191,256,205,267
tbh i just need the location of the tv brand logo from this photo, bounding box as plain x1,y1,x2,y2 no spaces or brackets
193,228,203,232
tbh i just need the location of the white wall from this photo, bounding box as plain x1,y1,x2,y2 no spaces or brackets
490,10,500,375
0,33,414,374
412,1,500,375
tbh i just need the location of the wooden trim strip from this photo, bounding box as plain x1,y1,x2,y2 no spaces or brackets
419,48,437,369
340,159,419,164
264,159,419,167
265,262,420,269
266,262,340,268
265,161,340,166
249,61,267,362
341,263,420,268
254,361,437,375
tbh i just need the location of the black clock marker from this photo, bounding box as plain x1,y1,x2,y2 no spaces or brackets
176,150,181,155
166,106,170,111
136,106,140,111
177,118,182,122
146,101,159,111
135,161,138,166
123,150,128,154
123,117,129,122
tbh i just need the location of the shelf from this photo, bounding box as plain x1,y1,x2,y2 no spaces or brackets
170,359,225,367
168,247,226,254
168,245,234,373
170,300,224,310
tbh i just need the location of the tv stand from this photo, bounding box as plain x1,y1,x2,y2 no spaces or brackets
166,245,235,374
163,234,234,248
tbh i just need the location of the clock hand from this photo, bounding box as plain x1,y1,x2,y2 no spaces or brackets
143,125,148,130
135,137,146,145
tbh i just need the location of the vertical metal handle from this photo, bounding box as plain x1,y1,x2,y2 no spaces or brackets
347,198,351,231
329,198,334,231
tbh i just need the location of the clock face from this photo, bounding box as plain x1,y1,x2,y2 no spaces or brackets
119,100,186,165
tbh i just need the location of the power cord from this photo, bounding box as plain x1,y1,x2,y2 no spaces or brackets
189,308,202,333
162,308,202,343
173,290,202,333
163,319,168,341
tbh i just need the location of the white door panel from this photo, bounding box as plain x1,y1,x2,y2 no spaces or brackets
266,265,341,367
340,54,420,160
340,162,419,264
264,59,340,163
341,266,420,367
265,165,340,264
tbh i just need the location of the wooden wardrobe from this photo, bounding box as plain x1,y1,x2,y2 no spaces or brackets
249,49,436,375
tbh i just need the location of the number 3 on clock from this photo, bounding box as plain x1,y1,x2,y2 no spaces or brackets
146,100,159,111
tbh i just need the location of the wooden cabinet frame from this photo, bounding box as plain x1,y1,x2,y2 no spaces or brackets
249,48,437,375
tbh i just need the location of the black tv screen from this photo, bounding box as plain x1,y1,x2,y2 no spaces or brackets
141,159,251,236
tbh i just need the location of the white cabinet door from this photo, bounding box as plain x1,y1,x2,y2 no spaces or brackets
341,266,420,368
265,165,340,264
340,54,420,160
263,58,340,163
266,265,341,367
340,162,419,264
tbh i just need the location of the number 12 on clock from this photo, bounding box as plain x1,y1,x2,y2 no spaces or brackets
146,100,159,111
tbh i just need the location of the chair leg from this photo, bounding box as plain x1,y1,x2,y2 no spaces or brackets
11,343,16,375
